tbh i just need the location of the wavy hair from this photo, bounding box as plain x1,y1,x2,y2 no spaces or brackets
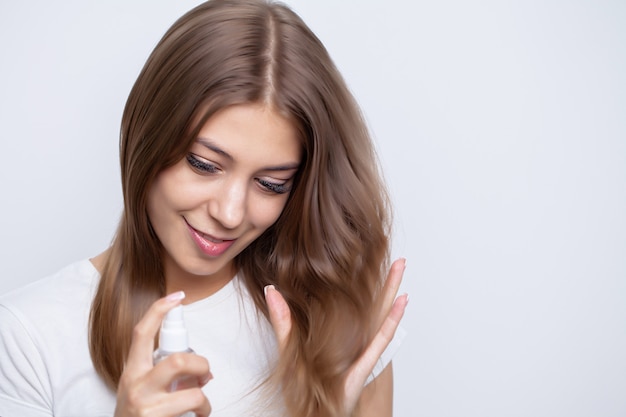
89,1,391,416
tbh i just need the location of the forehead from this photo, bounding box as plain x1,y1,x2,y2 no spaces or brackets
194,103,302,165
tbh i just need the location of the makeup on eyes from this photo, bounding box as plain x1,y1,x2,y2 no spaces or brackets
186,138,299,194
186,154,218,173
257,178,290,194
186,149,297,195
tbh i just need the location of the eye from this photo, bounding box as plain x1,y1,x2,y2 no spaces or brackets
186,154,219,174
257,178,291,195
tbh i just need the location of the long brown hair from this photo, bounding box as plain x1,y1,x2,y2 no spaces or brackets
89,1,391,415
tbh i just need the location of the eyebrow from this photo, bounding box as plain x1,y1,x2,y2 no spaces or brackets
197,138,301,171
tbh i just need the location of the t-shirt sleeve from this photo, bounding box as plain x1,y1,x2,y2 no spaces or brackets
0,304,54,417
365,324,407,385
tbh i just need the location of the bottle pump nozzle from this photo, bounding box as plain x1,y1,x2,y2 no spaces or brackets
158,305,190,353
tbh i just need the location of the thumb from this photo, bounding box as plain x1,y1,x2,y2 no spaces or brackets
264,285,292,352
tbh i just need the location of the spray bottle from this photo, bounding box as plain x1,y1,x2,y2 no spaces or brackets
153,305,196,417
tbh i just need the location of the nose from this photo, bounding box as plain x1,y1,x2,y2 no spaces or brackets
208,178,247,230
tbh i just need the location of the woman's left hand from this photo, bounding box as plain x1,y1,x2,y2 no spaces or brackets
264,258,408,415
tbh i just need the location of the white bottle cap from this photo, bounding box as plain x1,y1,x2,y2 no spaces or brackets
158,305,189,353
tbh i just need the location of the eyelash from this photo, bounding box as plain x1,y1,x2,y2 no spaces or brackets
257,179,290,194
186,154,291,195
186,154,219,173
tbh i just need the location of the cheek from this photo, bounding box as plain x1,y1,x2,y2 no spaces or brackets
149,165,200,213
146,182,168,231
250,197,289,230
146,174,187,230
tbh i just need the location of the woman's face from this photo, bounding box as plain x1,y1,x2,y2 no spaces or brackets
147,103,301,291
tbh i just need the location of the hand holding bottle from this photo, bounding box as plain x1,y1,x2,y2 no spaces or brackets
114,291,213,417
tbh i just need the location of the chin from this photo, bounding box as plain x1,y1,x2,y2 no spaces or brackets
187,252,237,276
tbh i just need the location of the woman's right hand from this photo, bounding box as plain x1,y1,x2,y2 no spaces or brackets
114,291,213,417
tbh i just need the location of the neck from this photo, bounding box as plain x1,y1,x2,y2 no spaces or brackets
163,256,236,304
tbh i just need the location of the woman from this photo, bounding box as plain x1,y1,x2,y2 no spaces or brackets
0,1,407,416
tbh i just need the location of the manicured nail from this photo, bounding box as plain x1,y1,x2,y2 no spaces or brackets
200,371,214,385
264,285,275,296
166,291,185,302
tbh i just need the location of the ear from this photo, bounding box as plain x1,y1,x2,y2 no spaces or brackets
264,285,292,351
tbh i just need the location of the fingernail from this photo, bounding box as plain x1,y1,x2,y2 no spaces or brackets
166,291,185,302
264,285,275,296
397,257,406,270
200,371,214,385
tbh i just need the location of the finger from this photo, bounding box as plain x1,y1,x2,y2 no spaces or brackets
264,285,292,351
150,352,212,391
376,258,406,325
125,291,186,377
346,294,408,396
153,387,212,417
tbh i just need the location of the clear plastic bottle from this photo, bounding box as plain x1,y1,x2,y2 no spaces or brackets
153,305,196,417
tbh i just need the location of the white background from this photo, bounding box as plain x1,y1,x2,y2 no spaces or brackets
1,1,625,416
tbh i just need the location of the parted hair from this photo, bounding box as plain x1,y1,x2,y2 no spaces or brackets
89,1,391,416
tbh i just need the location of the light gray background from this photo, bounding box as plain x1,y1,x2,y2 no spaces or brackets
1,1,625,416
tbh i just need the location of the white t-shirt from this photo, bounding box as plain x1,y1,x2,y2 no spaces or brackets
0,260,404,417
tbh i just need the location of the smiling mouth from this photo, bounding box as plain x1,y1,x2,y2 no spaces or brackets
184,218,236,257
196,229,228,243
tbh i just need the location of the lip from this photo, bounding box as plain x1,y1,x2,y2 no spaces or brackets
184,219,236,257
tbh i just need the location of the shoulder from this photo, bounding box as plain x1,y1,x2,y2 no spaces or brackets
0,260,103,416
0,259,99,363
0,259,100,369
0,258,100,357
0,259,99,321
